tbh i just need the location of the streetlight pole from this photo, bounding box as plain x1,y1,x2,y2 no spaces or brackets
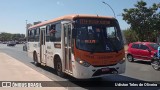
102,1,116,18
25,20,28,42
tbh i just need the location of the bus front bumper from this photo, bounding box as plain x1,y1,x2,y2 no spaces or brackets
72,60,126,79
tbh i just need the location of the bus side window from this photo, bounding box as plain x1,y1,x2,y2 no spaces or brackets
46,25,50,42
35,28,40,42
28,30,30,41
50,24,56,42
55,23,61,42
68,25,71,46
34,29,37,35
32,29,36,42
48,23,61,42
28,29,34,42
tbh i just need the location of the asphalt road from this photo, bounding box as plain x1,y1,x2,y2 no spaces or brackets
0,44,160,90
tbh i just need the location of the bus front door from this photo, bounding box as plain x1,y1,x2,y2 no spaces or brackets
40,27,46,65
63,23,73,73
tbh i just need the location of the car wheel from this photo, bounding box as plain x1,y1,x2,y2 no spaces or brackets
151,60,160,71
127,54,134,62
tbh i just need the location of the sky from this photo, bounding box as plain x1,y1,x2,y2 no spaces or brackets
0,0,159,34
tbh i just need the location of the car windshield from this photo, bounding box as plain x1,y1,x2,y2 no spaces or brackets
149,43,160,50
75,18,124,53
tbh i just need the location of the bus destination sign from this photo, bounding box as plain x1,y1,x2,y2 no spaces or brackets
78,19,110,25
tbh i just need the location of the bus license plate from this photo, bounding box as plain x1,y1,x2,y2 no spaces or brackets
101,68,110,72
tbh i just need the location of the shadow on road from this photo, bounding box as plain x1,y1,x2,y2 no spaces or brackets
131,61,151,65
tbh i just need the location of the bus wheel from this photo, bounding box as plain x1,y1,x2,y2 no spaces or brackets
33,52,40,66
55,58,64,77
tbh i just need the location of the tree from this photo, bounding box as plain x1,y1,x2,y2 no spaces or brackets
0,32,12,41
123,28,139,44
122,0,160,42
0,32,25,41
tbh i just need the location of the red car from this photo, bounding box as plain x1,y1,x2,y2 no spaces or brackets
127,42,159,62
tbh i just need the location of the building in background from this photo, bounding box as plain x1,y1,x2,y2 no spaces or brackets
33,21,41,25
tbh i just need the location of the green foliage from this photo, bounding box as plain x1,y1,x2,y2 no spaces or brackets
123,28,139,44
0,32,25,41
122,0,160,42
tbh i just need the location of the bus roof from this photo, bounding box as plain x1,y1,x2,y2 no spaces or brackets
28,14,115,29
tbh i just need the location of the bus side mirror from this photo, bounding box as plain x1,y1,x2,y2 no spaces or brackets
72,29,77,38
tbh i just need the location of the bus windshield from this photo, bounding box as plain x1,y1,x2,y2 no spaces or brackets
75,18,124,53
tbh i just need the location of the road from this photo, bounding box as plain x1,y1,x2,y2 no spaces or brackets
0,44,160,90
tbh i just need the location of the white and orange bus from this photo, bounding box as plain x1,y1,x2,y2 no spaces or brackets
27,14,126,79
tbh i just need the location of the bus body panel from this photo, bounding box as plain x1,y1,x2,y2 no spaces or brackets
45,42,55,67
27,42,39,60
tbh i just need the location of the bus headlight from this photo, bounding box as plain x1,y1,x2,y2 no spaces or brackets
76,58,91,67
119,58,126,64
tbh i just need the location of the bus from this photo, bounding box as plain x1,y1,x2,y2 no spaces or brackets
27,14,126,79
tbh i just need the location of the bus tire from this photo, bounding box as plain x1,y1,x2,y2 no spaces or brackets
33,52,40,66
55,57,64,77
